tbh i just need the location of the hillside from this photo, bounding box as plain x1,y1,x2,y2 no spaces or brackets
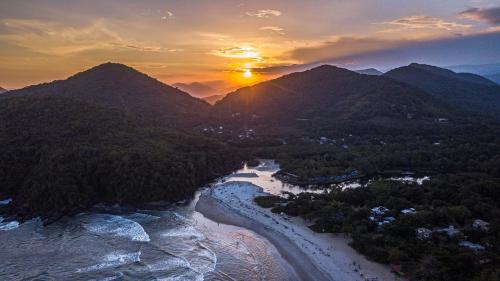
384,63,500,118
3,63,211,128
214,65,456,134
0,86,7,94
0,96,241,223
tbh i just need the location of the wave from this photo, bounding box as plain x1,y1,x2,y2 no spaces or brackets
77,251,141,273
161,225,205,240
83,214,150,242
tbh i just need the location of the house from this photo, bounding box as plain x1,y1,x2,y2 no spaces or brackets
416,227,432,240
435,225,461,237
459,241,485,251
401,208,416,215
472,219,490,232
384,216,396,223
371,206,389,216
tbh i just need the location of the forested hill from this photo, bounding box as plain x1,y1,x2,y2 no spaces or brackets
0,96,241,223
2,63,211,128
384,63,500,119
213,65,458,134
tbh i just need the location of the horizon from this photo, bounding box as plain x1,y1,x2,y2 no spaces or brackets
1,0,500,91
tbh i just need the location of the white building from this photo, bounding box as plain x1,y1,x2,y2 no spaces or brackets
416,227,432,240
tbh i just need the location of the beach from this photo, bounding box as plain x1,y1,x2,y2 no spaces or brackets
196,181,402,281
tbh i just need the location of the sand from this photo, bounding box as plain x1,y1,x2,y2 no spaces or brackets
196,181,403,281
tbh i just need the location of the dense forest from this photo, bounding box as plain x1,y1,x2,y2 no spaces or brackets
0,96,241,223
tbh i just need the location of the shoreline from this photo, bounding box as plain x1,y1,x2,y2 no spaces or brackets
196,193,330,281
196,181,402,281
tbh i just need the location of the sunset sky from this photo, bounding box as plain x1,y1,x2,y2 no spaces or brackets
1,0,499,90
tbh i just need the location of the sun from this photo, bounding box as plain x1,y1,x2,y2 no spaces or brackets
243,69,252,78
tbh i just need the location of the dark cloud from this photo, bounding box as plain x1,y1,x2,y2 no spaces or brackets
459,6,500,25
263,31,500,75
287,37,410,63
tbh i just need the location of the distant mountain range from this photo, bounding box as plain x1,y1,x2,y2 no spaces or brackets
445,63,500,84
2,63,211,128
355,68,383,76
203,94,224,105
0,86,7,93
385,63,500,118
173,82,218,98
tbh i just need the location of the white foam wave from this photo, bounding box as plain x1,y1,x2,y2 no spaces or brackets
77,251,141,273
191,242,217,274
83,214,150,242
147,256,191,272
161,225,204,240
0,217,20,231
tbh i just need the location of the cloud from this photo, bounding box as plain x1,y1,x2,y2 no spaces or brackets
287,37,408,63
382,15,471,30
459,6,500,25
246,9,281,18
260,26,285,35
284,31,500,71
211,46,260,59
0,19,177,56
161,11,174,20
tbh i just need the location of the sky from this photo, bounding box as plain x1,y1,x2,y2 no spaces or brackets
0,0,499,90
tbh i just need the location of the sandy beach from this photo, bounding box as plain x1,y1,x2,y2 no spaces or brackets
196,181,402,281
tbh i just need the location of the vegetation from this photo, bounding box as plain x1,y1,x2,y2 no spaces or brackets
385,63,500,119
0,96,241,223
260,176,500,281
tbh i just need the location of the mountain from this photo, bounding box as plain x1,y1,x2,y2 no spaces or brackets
355,68,383,76
173,81,218,98
214,65,456,134
384,63,500,118
485,73,500,84
0,86,7,94
3,63,211,128
0,95,240,222
445,63,500,84
445,63,500,76
203,94,224,105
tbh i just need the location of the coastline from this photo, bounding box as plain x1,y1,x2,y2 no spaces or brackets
196,193,330,281
196,181,402,281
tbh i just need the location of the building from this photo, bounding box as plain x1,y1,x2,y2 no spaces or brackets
371,206,389,216
435,225,461,237
416,227,432,240
472,219,490,232
401,208,416,215
459,241,485,251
